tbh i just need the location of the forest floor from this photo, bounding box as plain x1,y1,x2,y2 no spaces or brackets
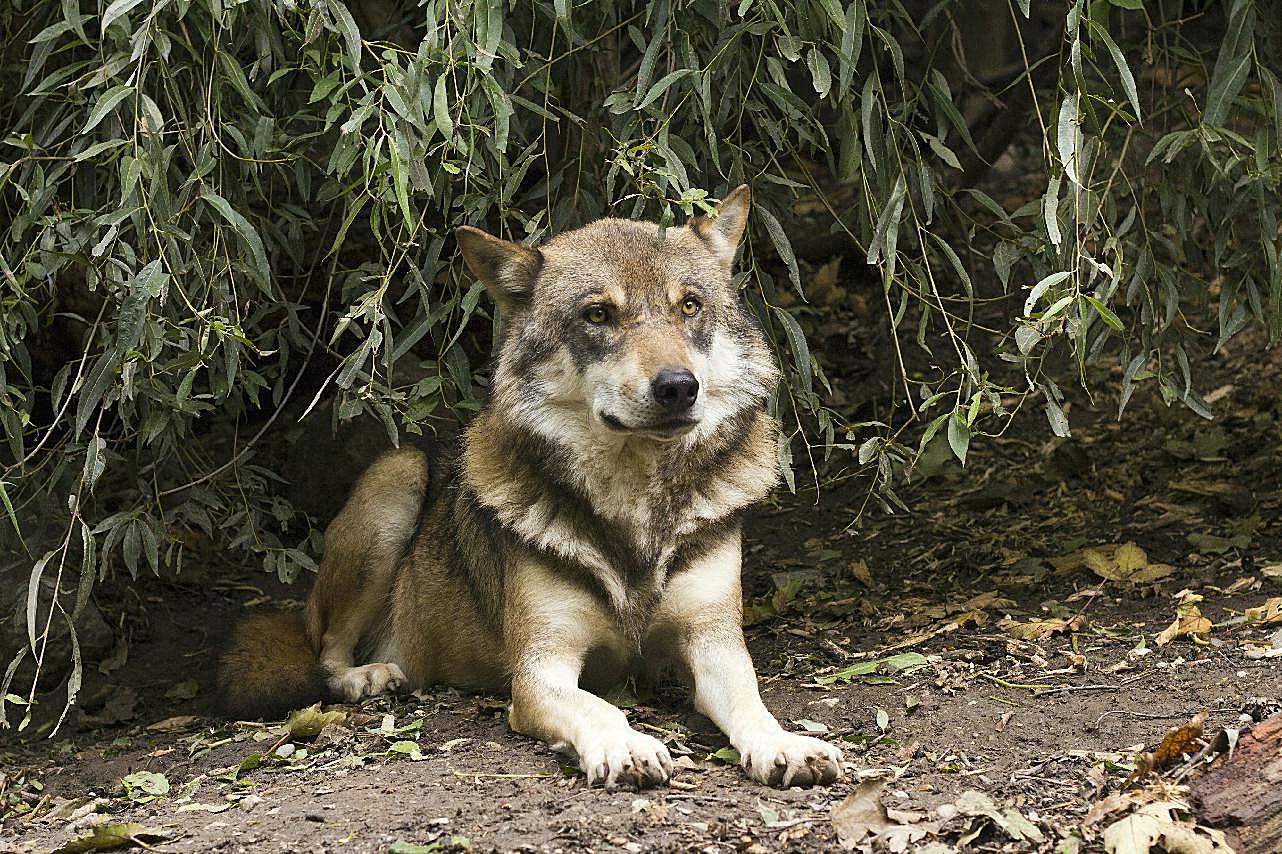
4,324,1282,853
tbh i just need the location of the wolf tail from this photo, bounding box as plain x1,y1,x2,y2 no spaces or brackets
216,612,327,720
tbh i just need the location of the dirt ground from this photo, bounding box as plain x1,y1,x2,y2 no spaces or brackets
3,330,1282,852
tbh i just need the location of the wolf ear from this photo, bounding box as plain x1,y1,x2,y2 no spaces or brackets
690,184,751,268
455,226,542,310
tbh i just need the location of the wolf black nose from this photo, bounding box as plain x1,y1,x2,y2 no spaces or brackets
652,369,699,412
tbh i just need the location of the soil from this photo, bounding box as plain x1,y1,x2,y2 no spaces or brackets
3,331,1282,853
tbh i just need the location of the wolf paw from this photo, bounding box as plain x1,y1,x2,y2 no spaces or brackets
739,730,844,788
331,662,406,702
577,728,673,790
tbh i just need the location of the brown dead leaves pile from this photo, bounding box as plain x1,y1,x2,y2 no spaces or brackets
1051,542,1175,583
1155,590,1214,646
831,779,1044,852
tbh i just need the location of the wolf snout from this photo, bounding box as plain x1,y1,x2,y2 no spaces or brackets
652,369,699,412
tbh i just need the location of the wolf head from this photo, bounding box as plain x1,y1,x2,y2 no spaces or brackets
456,186,778,448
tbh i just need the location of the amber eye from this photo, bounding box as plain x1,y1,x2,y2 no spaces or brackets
584,304,611,325
680,296,702,317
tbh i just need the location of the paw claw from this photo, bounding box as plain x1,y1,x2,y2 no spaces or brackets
578,729,671,790
739,731,844,789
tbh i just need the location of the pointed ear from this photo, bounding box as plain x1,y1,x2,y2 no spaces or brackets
690,184,751,268
455,226,542,310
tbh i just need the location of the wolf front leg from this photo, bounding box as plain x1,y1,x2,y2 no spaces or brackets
504,558,673,789
658,533,845,787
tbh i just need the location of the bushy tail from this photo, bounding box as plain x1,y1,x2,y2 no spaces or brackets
217,612,326,720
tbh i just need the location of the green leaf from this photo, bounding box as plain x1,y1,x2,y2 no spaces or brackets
0,480,23,544
101,0,146,31
387,740,426,760
1205,52,1251,126
285,703,346,738
82,436,106,492
946,413,969,466
1083,295,1124,331
1094,25,1141,122
806,48,831,97
771,305,813,395
923,133,961,170
708,746,741,764
82,85,133,135
1026,271,1072,315
636,68,693,110
1057,94,1081,187
388,842,444,854
816,653,928,685
120,770,170,801
433,74,453,139
26,551,57,654
866,174,907,268
201,188,271,289
757,206,801,291
1042,174,1063,247
324,0,363,75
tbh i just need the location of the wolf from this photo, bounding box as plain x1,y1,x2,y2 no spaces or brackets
217,186,844,789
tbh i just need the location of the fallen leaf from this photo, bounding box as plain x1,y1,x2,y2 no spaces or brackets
1155,591,1213,646
849,559,874,587
146,715,201,733
1002,614,1086,641
793,719,829,733
1101,801,1232,854
1081,543,1175,583
285,703,346,739
175,802,232,813
119,771,168,803
52,823,168,853
832,779,891,848
1168,479,1236,496
1127,711,1207,783
1242,628,1282,659
816,652,929,686
387,740,426,761
1155,613,1213,646
1244,597,1282,625
164,679,199,701
953,790,1045,842
1187,532,1251,554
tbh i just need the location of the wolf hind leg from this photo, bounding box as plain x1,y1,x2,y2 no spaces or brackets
304,446,428,701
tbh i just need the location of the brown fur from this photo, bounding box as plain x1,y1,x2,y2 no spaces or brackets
218,613,325,720
216,187,845,788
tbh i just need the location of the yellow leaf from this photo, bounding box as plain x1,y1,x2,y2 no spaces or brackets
1244,597,1282,625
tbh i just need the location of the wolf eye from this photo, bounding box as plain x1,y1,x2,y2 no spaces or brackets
584,304,612,325
680,296,702,317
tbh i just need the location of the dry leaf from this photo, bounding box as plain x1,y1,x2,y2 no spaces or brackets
1244,597,1282,625
849,559,874,587
145,714,201,733
1082,543,1175,583
832,780,891,848
1127,711,1208,783
1101,801,1232,854
1002,614,1086,641
1155,591,1213,646
52,824,169,854
1167,479,1236,496
1155,613,1213,646
953,790,1044,842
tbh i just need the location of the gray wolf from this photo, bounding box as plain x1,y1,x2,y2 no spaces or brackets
218,186,844,789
